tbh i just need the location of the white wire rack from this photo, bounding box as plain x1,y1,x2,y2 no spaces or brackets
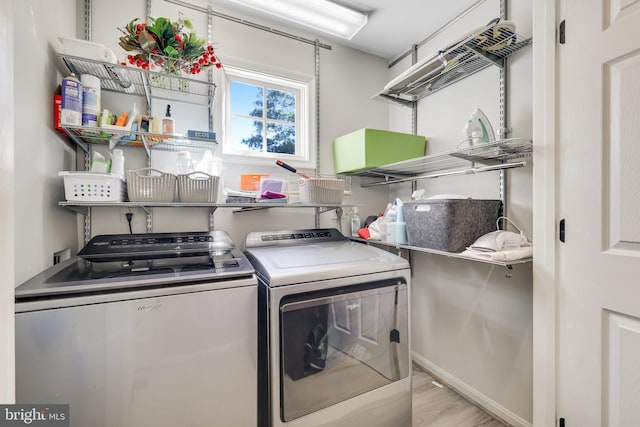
376,20,532,105
352,138,532,187
58,55,216,107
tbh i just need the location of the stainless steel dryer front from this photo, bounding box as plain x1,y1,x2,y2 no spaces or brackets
245,228,412,427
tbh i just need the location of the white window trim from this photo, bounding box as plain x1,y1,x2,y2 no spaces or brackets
220,64,316,169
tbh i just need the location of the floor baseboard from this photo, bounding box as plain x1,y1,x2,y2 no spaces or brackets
411,353,532,427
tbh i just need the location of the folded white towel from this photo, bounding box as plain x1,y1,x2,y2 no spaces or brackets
462,246,533,261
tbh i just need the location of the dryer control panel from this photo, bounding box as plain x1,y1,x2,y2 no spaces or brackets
245,228,345,248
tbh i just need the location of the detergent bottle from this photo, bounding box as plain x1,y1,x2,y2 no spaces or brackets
463,108,496,145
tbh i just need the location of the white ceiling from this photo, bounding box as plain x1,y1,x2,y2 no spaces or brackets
209,0,477,59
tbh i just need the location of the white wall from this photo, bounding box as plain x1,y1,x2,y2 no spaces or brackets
0,0,15,404
386,0,534,425
13,0,78,286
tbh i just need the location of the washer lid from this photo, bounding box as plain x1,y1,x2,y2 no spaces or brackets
245,241,409,287
16,231,255,299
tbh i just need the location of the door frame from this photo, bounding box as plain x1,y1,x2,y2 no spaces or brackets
532,0,559,426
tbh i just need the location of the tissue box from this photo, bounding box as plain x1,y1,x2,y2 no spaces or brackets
405,199,502,252
333,128,426,174
240,174,269,191
259,176,286,194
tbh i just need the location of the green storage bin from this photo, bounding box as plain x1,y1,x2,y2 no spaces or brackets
333,128,426,174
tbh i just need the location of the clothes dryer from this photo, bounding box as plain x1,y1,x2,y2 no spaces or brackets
245,228,412,427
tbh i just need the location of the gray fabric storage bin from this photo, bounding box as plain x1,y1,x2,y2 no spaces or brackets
404,199,502,252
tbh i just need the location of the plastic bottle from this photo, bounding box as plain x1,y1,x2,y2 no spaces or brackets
176,150,193,175
350,207,361,237
80,74,101,127
111,149,125,177
195,149,216,175
162,104,175,135
60,73,83,126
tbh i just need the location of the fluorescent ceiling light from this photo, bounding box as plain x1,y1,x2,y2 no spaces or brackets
227,0,368,40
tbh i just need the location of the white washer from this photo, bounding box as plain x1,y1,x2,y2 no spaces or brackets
245,228,412,427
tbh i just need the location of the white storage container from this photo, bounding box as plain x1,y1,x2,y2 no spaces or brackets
59,171,126,202
299,177,345,204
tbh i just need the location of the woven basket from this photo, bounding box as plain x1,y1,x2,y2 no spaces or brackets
177,172,219,203
299,177,345,204
126,168,176,202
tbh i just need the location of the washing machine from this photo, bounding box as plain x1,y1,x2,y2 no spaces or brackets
245,228,412,427
15,231,257,427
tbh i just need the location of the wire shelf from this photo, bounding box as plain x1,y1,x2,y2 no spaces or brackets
365,239,532,267
59,55,216,107
352,138,532,185
377,20,532,105
61,125,217,152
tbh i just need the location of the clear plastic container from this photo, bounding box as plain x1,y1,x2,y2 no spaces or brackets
176,150,193,174
299,177,345,204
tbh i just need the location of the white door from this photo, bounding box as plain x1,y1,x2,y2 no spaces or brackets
558,0,640,425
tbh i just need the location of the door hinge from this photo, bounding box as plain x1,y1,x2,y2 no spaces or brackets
559,417,565,427
559,218,566,242
559,20,566,44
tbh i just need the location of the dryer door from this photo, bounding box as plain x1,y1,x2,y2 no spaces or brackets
279,279,409,422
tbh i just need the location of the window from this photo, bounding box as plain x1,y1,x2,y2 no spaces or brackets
222,66,313,166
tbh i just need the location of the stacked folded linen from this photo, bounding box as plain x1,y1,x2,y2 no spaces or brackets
462,246,532,261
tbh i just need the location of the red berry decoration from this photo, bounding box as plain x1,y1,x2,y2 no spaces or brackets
118,15,223,75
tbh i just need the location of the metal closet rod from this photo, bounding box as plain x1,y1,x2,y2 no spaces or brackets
163,0,332,50
388,0,487,68
360,161,527,188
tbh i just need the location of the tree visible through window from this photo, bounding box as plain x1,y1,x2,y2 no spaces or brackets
239,86,296,154
231,81,296,154
224,66,310,164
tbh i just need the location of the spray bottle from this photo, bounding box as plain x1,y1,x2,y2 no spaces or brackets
162,104,175,135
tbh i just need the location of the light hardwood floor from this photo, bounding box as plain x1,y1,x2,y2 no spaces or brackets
412,365,508,427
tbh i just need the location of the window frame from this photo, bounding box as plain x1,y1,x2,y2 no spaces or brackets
221,65,315,168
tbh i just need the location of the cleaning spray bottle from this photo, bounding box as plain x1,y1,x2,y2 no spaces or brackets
463,108,496,145
162,104,175,135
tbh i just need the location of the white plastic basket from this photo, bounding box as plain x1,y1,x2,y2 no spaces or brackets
59,171,126,202
126,168,176,202
299,177,345,204
177,172,219,203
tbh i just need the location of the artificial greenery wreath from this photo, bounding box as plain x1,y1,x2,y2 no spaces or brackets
118,14,221,75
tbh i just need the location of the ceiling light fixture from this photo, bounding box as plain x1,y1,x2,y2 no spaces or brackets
226,0,368,40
